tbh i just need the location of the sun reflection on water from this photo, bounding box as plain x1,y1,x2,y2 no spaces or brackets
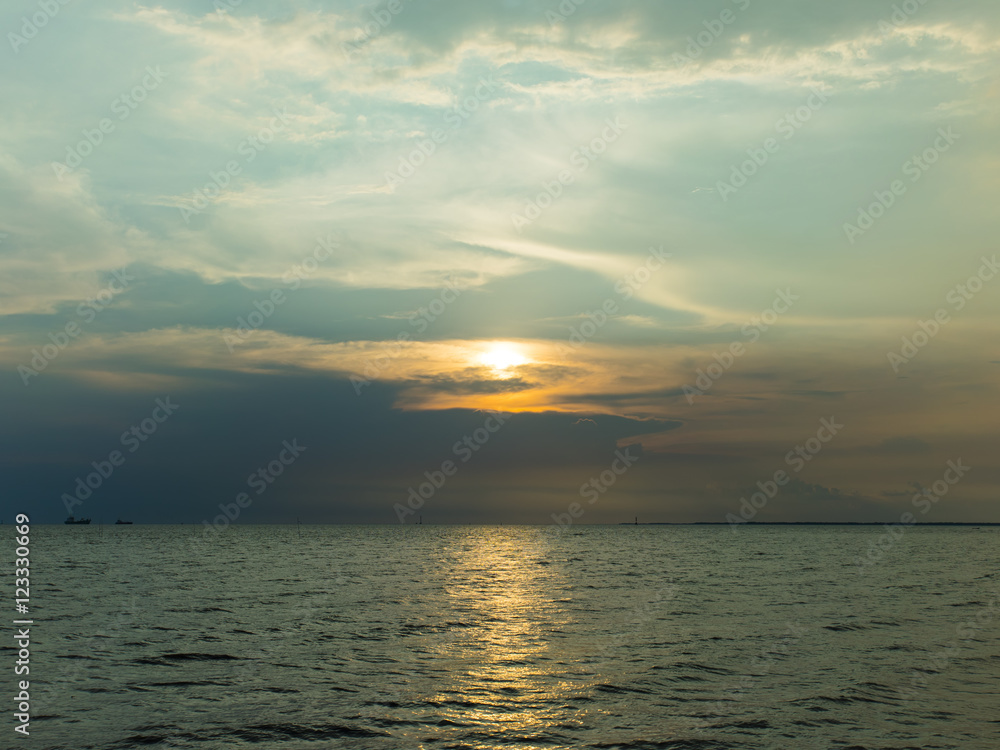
425,529,583,740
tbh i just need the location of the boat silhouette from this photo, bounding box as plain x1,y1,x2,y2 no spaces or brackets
64,516,91,524
115,519,133,524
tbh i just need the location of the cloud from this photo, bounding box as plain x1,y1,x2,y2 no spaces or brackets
0,153,137,314
2,0,998,522
783,479,856,502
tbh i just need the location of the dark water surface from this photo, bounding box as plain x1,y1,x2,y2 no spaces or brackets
9,524,1000,749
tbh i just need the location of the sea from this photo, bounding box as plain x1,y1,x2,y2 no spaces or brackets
9,524,1000,749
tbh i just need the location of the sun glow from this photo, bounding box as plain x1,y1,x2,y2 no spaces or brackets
479,343,527,373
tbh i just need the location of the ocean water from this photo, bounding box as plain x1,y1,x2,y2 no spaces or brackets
10,524,1000,749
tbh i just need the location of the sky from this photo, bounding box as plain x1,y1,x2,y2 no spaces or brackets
1,0,998,525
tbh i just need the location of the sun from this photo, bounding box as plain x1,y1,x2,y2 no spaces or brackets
479,343,527,374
